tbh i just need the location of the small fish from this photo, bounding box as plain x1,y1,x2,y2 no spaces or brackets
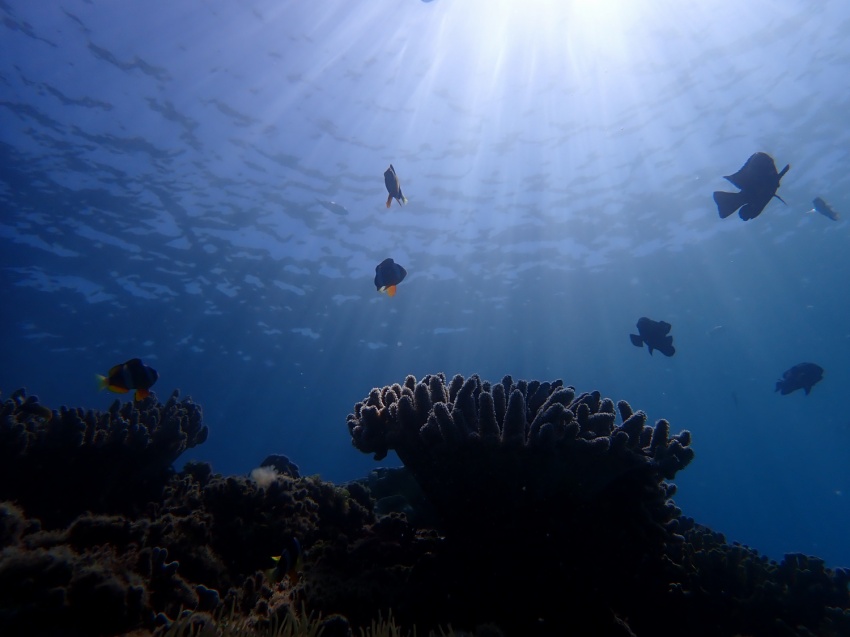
707,325,726,338
315,198,349,216
374,258,407,297
807,196,839,221
775,362,824,396
713,152,790,221
97,358,158,401
384,164,408,208
629,317,675,357
266,537,302,585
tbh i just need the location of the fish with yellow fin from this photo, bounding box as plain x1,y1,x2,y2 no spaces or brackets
266,537,303,585
97,358,158,401
383,164,408,208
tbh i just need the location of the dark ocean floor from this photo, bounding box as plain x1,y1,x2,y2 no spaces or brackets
1,377,849,637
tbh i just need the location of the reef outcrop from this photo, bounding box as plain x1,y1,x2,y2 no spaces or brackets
1,382,849,637
347,373,692,544
0,389,207,527
346,373,850,636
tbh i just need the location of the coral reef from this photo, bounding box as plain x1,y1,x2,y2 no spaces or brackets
0,382,849,636
345,373,850,636
0,389,208,527
347,373,692,554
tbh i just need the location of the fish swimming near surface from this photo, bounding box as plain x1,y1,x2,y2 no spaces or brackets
775,362,824,396
713,152,790,221
315,198,349,216
384,164,408,208
97,358,158,401
266,537,302,585
629,317,675,357
374,258,407,297
807,196,839,221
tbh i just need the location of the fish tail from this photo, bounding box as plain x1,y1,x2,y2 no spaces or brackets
96,374,109,390
401,196,408,205
713,190,745,219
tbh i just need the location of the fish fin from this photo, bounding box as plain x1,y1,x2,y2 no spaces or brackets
777,164,790,179
804,386,811,396
713,190,745,219
270,555,281,563
386,194,393,208
96,374,109,390
805,208,815,214
659,340,676,357
110,386,130,394
629,334,643,348
773,194,787,205
647,345,654,355
135,388,150,401
401,196,408,205
386,285,397,297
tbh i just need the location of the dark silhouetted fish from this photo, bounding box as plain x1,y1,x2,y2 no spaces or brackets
384,164,408,208
97,358,158,401
713,152,789,221
265,537,302,585
808,196,839,221
629,317,675,357
315,198,348,215
374,258,407,297
775,362,823,396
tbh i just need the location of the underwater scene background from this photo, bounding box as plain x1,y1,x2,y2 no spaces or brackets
2,2,850,631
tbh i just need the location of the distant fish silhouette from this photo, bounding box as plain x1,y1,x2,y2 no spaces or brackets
384,164,408,208
629,317,675,357
315,198,348,215
775,362,823,396
374,258,407,297
807,196,839,221
707,325,726,338
713,152,789,221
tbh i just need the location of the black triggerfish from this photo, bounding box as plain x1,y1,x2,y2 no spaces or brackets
629,317,675,357
775,362,823,396
97,358,158,401
713,152,789,221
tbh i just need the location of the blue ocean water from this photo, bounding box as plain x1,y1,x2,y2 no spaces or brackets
2,0,849,571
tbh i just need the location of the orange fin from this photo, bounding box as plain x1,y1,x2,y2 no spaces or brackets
134,388,150,401
386,285,397,297
386,194,393,208
109,386,130,394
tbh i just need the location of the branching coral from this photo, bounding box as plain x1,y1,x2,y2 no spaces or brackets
0,388,208,526
348,373,693,537
347,373,696,633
